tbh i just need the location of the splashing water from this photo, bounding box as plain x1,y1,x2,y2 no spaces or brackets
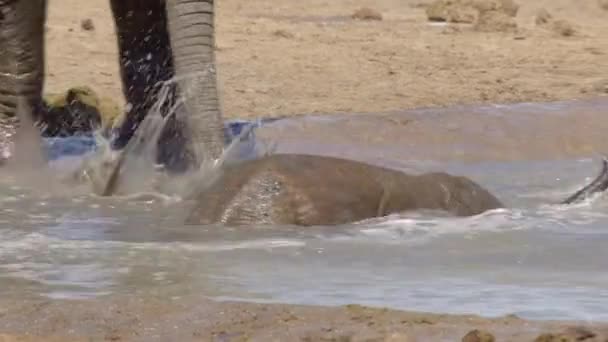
0,68,267,204
72,71,270,199
0,99,78,196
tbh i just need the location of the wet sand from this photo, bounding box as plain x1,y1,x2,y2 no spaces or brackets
1,294,608,341
16,0,608,340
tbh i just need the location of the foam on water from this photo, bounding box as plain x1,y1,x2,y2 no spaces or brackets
0,171,607,320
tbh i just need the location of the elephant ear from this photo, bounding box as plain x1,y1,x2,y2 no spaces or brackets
165,0,226,166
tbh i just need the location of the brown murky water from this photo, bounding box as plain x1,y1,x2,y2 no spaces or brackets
257,98,608,164
0,98,608,325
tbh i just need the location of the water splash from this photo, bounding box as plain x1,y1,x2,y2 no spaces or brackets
0,99,79,195
74,71,270,199
10,99,47,169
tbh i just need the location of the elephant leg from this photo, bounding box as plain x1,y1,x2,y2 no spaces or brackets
0,0,46,127
110,0,192,171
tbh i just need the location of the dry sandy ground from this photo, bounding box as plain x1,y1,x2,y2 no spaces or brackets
45,0,608,119
6,0,605,341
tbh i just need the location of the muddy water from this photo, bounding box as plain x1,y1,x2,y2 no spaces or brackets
1,98,608,321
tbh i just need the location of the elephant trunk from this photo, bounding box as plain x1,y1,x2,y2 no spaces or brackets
165,0,225,166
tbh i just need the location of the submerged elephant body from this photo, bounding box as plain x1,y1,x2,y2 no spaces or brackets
186,154,504,226
186,154,608,226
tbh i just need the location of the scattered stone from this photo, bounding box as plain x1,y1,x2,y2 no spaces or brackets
503,313,521,320
474,10,517,32
533,8,577,37
599,0,608,10
584,46,604,55
447,5,477,23
472,0,519,17
535,8,552,25
352,7,383,21
513,33,526,40
534,334,566,342
551,19,576,37
80,18,95,31
471,0,519,32
562,326,597,340
425,0,450,22
534,326,597,342
426,0,478,24
462,329,495,342
426,0,519,29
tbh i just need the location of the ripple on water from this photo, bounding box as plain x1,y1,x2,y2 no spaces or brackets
2,99,608,319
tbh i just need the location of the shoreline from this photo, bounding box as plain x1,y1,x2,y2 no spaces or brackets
1,294,607,341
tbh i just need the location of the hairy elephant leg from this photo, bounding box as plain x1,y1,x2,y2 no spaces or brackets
0,0,46,127
110,0,192,171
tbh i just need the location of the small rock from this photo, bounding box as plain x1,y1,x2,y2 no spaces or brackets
273,29,294,39
534,326,596,342
352,7,383,21
80,18,95,31
426,0,477,24
462,329,495,342
447,5,478,23
562,326,596,340
552,19,576,37
425,0,449,22
584,47,604,55
503,313,521,320
477,0,519,17
534,334,564,342
599,0,608,10
474,10,517,32
472,0,519,17
535,8,552,25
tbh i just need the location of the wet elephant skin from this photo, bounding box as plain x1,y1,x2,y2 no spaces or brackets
186,154,504,226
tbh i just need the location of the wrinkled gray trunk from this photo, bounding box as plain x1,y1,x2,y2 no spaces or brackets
165,0,225,165
0,0,45,124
